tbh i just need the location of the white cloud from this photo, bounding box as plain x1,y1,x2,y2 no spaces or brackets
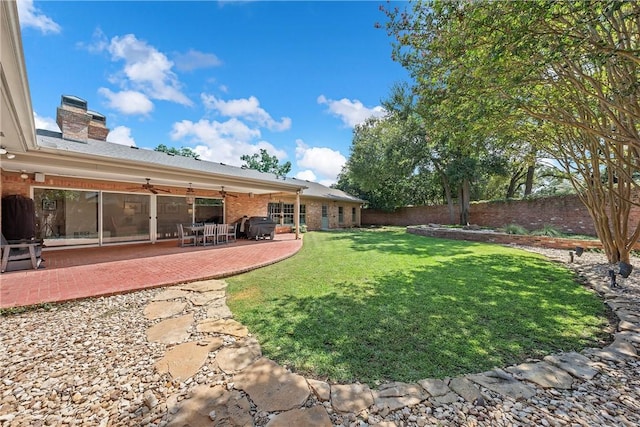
107,126,136,146
109,34,192,105
170,118,287,166
317,94,386,127
98,88,154,115
201,94,291,131
295,170,317,182
173,49,222,72
295,139,346,185
33,112,59,131
17,0,61,34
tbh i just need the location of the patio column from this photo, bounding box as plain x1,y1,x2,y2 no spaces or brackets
295,190,301,240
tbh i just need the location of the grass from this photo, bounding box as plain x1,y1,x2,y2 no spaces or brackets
227,227,609,385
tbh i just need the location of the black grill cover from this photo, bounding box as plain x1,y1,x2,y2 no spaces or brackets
1,195,36,240
246,216,277,239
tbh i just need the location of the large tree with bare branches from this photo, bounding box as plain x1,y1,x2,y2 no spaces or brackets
385,0,640,265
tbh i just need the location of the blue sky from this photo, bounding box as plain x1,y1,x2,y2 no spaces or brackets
18,0,408,186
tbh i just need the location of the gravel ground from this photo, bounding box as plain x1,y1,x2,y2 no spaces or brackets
0,246,638,426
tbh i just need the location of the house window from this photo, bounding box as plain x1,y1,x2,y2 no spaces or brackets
338,206,344,224
268,202,305,225
352,207,356,223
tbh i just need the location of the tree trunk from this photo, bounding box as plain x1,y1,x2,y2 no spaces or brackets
506,168,525,199
524,165,535,196
434,160,456,223
459,178,471,225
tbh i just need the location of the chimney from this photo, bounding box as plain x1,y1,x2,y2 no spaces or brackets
56,95,109,142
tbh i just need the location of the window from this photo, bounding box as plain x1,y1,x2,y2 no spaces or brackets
338,206,344,224
352,207,356,223
268,202,305,225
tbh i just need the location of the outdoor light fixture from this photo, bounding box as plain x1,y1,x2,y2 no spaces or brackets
575,246,584,257
185,183,195,205
20,170,29,180
0,146,14,159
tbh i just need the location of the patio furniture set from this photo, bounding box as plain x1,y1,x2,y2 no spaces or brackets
176,223,237,247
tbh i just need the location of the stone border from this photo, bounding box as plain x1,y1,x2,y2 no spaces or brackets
144,258,639,426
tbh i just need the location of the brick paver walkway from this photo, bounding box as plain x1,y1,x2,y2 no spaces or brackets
0,234,302,309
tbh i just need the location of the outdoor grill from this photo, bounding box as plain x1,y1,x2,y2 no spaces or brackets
246,216,277,240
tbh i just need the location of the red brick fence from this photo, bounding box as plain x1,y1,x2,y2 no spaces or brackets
362,194,640,238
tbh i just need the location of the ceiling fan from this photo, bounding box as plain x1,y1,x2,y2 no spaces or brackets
219,186,238,199
127,178,171,194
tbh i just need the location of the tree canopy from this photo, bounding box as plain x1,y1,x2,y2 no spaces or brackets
154,144,199,159
382,0,640,263
240,149,291,178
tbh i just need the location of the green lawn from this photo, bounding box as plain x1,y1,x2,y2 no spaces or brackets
226,227,609,385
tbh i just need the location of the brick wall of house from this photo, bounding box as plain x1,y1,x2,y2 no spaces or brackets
1,172,362,235
362,194,640,237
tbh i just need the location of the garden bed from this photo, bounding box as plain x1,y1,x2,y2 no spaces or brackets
407,224,605,251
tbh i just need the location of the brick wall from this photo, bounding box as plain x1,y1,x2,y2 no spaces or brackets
362,194,640,237
1,172,362,234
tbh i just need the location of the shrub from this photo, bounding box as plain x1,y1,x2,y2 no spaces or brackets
502,224,529,235
531,224,563,237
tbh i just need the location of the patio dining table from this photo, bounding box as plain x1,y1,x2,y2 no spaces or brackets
184,224,204,245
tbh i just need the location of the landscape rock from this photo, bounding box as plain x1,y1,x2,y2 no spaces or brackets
197,318,249,337
265,405,332,427
155,339,224,380
543,352,599,380
146,313,194,344
307,378,331,402
165,384,252,427
331,383,374,414
467,369,536,400
448,377,482,403
152,289,190,301
143,300,187,320
506,362,574,389
216,337,262,374
179,279,228,293
233,358,310,412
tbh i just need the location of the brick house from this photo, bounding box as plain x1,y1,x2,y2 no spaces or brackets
0,2,362,248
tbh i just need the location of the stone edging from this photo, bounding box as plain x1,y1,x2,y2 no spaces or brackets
145,264,639,426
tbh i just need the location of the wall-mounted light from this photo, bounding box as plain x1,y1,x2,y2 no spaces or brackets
185,183,195,205
0,146,14,159
20,170,29,180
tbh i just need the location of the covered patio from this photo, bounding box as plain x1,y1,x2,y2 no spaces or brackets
0,234,302,309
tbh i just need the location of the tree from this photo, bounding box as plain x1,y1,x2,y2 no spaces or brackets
154,144,199,159
384,0,640,264
240,149,291,178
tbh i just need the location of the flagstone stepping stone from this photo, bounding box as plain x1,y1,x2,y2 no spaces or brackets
467,369,536,400
206,301,233,320
543,352,599,380
180,279,228,293
616,310,640,323
607,299,637,311
165,384,252,427
431,391,460,405
618,320,640,333
216,337,262,374
373,382,427,411
197,318,248,337
506,361,574,389
147,313,194,344
449,377,482,403
307,379,331,402
155,339,224,380
616,330,640,344
418,378,450,397
144,300,187,320
331,383,374,414
266,405,332,427
153,288,190,301
189,290,226,306
605,337,638,358
233,358,310,412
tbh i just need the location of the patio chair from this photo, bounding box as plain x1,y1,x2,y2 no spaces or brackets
202,223,217,246
226,223,237,243
176,224,196,247
1,233,44,273
216,224,229,245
